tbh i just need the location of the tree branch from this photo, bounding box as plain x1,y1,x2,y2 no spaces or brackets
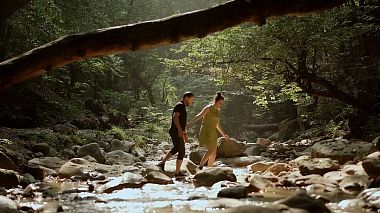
0,0,347,89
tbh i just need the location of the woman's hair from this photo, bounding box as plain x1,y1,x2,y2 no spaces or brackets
213,91,224,103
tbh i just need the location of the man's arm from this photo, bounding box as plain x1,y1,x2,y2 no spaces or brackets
173,112,184,138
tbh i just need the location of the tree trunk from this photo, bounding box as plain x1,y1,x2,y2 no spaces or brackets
0,0,347,89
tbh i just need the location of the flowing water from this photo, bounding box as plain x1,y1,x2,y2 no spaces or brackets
17,168,370,213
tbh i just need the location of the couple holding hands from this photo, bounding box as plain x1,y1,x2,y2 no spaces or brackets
158,91,229,177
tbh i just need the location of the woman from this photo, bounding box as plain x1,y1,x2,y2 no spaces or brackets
188,92,229,169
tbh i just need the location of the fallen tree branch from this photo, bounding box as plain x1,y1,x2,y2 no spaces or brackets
0,0,347,89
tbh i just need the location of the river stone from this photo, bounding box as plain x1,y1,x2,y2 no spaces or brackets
24,163,57,180
217,186,249,198
249,174,274,192
100,172,146,193
218,156,265,167
294,156,340,175
264,163,291,175
276,191,331,213
256,138,271,146
0,151,18,171
362,151,380,179
53,123,78,135
245,144,267,156
105,150,139,166
342,164,366,176
357,188,380,210
217,137,245,158
249,161,275,173
58,158,127,179
0,169,20,188
0,195,19,213
77,143,106,164
220,204,307,213
311,138,374,164
339,175,369,195
194,167,236,187
28,157,66,171
82,155,98,163
372,136,380,151
146,171,173,185
189,150,206,165
110,140,135,153
323,171,348,184
31,143,51,157
164,159,197,177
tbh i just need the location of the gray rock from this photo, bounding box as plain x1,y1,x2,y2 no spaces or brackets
249,161,275,173
217,186,249,198
311,139,374,164
53,123,78,135
294,156,340,175
372,136,380,151
357,188,380,210
58,158,127,179
189,150,206,165
145,171,173,185
276,191,331,213
0,151,18,171
82,155,98,163
77,143,106,164
110,140,135,153
163,159,197,177
0,195,19,213
28,157,66,172
217,137,245,158
244,144,267,156
100,172,146,193
105,150,139,166
362,151,380,179
278,119,300,141
31,143,51,157
194,167,236,187
220,205,307,213
0,169,20,188
339,175,369,195
249,174,274,192
24,164,56,180
217,156,265,167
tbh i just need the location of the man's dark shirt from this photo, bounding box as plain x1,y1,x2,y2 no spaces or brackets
169,101,187,134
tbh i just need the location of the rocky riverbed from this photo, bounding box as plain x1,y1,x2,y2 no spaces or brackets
0,126,380,213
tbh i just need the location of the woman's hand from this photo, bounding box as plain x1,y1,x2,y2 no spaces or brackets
223,134,229,140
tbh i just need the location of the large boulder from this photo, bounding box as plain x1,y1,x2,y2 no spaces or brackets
163,159,197,177
0,169,20,188
77,143,106,164
194,167,236,187
105,150,140,166
217,137,245,158
357,188,380,210
28,157,66,172
53,123,78,135
31,143,51,157
217,186,249,199
264,163,291,176
339,175,369,195
249,161,275,173
361,151,380,179
294,156,340,175
58,158,127,179
145,171,173,185
276,191,331,213
110,140,135,153
24,163,56,180
372,136,380,151
0,151,18,171
248,174,274,192
189,150,206,165
278,119,300,141
311,139,374,164
0,195,19,213
244,144,267,156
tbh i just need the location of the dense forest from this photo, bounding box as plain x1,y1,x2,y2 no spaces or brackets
0,0,379,212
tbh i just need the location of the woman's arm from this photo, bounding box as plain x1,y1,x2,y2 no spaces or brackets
217,121,229,139
187,105,210,128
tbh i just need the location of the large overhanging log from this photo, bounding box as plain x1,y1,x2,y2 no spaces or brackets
0,0,347,89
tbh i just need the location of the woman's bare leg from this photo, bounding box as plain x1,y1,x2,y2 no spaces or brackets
207,148,217,167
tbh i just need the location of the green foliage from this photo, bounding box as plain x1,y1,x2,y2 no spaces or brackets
108,126,127,140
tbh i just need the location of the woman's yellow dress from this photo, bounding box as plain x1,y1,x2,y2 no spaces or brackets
199,105,221,147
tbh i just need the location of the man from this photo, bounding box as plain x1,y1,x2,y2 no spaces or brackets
158,92,194,177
